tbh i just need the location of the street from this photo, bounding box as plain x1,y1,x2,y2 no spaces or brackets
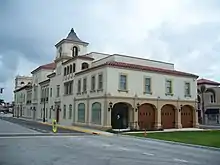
0,117,220,165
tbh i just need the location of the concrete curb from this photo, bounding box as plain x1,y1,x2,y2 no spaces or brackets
122,134,220,152
39,121,113,136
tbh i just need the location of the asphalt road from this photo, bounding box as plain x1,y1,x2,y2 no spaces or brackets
1,118,220,165
0,116,85,134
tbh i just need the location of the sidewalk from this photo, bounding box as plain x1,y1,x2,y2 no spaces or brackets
15,116,114,136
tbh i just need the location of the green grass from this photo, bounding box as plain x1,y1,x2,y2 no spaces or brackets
129,131,220,148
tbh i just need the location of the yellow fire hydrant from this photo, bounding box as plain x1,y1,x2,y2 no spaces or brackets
52,119,57,133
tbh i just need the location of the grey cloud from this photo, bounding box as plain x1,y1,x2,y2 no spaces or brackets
143,22,220,78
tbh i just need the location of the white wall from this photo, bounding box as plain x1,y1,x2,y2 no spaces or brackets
74,67,107,99
56,42,88,59
106,67,197,101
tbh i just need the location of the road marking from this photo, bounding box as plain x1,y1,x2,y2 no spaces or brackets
0,135,82,139
173,158,188,163
142,152,154,156
119,147,129,151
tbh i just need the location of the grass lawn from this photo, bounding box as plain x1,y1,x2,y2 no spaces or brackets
128,130,220,148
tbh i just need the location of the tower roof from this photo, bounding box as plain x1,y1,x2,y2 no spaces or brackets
66,28,83,42
55,28,89,47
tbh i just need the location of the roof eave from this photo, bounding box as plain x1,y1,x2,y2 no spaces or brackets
55,39,89,48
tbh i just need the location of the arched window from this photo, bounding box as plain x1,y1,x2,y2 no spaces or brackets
59,47,62,57
70,65,72,73
72,46,78,57
81,62,89,70
92,102,101,125
63,104,66,119
78,103,85,122
67,66,69,75
69,104,72,119
64,67,67,76
73,63,76,72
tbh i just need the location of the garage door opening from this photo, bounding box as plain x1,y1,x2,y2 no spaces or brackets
161,104,176,129
138,103,156,130
181,105,193,128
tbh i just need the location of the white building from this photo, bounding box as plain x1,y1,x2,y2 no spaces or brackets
14,28,199,130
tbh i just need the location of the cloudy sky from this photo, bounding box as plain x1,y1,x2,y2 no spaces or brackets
1,0,220,101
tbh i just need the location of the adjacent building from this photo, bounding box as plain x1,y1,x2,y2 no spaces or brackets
197,78,220,125
14,28,199,130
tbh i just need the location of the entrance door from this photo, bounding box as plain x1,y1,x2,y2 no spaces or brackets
111,103,129,129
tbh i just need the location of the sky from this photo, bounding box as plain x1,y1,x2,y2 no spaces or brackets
1,0,220,102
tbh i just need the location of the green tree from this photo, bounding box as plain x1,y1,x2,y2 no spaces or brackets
197,85,216,124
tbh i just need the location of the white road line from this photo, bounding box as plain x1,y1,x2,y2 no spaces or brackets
0,136,82,139
142,152,154,156
173,158,188,163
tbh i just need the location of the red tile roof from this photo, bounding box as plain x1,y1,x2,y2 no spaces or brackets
108,61,198,77
31,62,56,74
76,61,198,78
197,78,220,85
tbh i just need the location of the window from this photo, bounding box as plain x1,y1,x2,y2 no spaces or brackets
91,75,96,91
67,66,69,75
69,81,73,94
144,77,151,94
50,88,52,97
77,79,81,93
72,46,78,57
64,83,68,95
98,73,103,90
185,82,191,96
64,67,66,76
49,107,52,119
63,104,66,119
210,95,215,103
64,81,73,95
119,74,127,91
91,102,101,125
78,103,85,122
165,79,173,94
56,85,60,97
69,104,72,119
73,63,76,72
70,65,72,73
46,108,48,118
83,78,87,92
81,62,89,70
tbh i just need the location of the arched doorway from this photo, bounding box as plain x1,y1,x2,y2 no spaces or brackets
111,102,130,129
138,103,156,130
161,104,176,129
181,105,193,128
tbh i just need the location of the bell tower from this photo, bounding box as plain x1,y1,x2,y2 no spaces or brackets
55,28,89,60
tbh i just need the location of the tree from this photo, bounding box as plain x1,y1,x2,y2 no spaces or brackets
197,85,216,124
0,99,4,105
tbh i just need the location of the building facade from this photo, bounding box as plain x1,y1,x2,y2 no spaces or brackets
14,28,199,130
197,78,220,125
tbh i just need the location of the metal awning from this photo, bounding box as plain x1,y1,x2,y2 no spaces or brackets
205,108,220,114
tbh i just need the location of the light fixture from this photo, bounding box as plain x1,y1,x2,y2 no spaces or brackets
108,102,113,111
135,103,140,112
